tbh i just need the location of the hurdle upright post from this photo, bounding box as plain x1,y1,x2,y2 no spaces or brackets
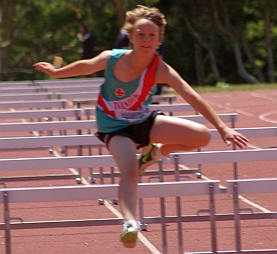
209,182,218,253
174,155,183,254
3,191,11,254
232,182,242,252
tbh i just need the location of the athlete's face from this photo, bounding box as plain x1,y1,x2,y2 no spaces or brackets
130,19,161,55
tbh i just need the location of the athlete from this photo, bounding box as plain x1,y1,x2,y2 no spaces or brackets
34,5,248,248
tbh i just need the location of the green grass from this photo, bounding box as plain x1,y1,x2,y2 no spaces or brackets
191,83,277,93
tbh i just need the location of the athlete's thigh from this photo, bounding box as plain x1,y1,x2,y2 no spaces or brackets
108,135,138,172
149,115,210,146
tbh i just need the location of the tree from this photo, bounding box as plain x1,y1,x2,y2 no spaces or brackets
264,0,275,83
211,0,259,84
175,0,221,85
0,0,16,73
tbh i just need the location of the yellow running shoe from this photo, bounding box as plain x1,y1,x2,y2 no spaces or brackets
138,143,161,176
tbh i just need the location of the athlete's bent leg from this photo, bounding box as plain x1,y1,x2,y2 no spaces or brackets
149,115,211,155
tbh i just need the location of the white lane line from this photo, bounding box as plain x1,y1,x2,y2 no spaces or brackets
236,109,253,117
205,100,254,117
259,110,277,124
179,165,272,213
250,92,277,102
251,92,277,124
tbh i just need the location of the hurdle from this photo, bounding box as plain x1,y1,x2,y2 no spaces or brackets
0,135,104,183
0,114,239,183
170,150,277,253
0,108,82,122
169,148,277,194
0,87,42,93
41,84,101,93
0,180,220,254
56,91,99,100
0,80,36,87
1,108,82,135
0,100,67,110
226,178,277,254
0,92,53,101
0,114,236,136
83,103,197,119
72,94,177,107
35,77,104,87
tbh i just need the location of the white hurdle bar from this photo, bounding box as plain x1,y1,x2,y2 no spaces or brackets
170,148,277,165
0,180,220,254
72,94,177,107
0,114,237,133
0,87,41,93
1,92,53,101
0,100,67,110
170,148,277,183
35,77,104,86
4,126,275,152
0,135,104,183
0,109,82,120
83,103,197,119
0,155,116,184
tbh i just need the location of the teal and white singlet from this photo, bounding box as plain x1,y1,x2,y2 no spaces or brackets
96,49,159,133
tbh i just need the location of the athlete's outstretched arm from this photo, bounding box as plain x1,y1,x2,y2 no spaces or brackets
156,62,249,148
33,50,112,79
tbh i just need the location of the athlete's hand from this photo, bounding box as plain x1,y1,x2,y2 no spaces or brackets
33,62,57,77
220,127,249,148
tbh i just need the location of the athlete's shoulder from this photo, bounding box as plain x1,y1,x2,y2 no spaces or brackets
97,50,113,60
155,60,176,82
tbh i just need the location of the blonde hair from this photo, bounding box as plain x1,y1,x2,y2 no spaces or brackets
124,5,167,39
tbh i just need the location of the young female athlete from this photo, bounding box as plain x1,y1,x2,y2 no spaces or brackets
34,5,248,249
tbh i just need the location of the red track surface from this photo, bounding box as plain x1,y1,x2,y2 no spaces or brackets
1,89,277,254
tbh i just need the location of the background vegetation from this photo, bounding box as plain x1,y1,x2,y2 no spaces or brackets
0,0,276,85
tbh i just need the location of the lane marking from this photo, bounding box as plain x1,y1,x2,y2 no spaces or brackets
250,92,277,102
259,110,277,124
236,109,253,117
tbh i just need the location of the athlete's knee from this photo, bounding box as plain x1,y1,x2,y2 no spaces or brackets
198,127,211,147
121,161,139,180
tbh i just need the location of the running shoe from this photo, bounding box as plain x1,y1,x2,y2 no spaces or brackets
120,220,139,248
138,143,161,176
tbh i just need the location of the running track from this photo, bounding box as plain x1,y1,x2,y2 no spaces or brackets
0,89,276,253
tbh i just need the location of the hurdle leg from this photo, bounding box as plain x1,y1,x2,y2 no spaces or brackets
87,143,95,183
3,191,11,254
110,167,118,204
157,161,168,253
209,183,218,253
232,182,242,252
174,155,184,253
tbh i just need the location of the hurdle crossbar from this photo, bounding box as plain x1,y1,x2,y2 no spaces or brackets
0,180,220,254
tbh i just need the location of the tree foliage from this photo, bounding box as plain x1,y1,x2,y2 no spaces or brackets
0,0,276,84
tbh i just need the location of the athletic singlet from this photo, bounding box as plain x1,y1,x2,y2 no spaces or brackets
96,49,159,133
